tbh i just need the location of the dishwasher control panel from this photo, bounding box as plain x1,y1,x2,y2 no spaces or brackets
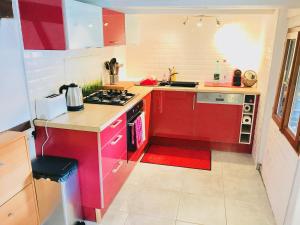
197,92,244,105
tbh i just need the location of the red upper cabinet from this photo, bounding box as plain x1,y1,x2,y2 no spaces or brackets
102,8,125,46
18,0,66,50
151,91,196,139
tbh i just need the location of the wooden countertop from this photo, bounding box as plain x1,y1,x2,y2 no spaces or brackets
34,85,259,133
34,86,153,132
152,84,260,95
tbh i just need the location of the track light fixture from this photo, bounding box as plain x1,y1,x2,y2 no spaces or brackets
182,15,222,28
183,16,189,26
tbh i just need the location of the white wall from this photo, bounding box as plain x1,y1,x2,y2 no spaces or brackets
0,0,31,132
283,9,300,225
258,8,300,225
125,13,273,82
24,46,126,118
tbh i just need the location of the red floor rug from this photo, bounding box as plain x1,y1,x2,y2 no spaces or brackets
141,145,211,170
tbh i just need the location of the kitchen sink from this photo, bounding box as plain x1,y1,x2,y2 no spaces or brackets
159,81,198,88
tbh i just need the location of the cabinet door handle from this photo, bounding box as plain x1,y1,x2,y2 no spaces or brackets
111,135,122,145
112,161,123,173
109,41,119,44
110,120,122,128
193,94,196,110
160,91,163,114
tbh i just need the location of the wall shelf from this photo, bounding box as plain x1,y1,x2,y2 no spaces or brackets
239,94,257,145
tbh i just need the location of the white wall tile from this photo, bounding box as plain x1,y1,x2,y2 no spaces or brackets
24,46,126,119
125,14,273,83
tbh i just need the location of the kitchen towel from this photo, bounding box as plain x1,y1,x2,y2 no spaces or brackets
140,112,146,142
134,115,143,148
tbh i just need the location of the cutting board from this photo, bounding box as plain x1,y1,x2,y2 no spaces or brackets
102,81,135,90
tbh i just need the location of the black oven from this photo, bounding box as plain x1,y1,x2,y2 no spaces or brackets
127,100,144,153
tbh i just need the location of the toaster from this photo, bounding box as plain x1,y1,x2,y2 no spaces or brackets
35,94,67,120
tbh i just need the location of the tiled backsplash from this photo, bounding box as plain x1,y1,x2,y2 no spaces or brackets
125,14,273,82
24,46,126,118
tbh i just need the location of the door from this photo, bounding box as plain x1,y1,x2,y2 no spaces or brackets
151,91,196,139
102,8,125,46
194,103,243,143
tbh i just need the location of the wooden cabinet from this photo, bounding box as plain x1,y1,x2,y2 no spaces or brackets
18,0,66,50
102,8,125,46
0,131,39,225
0,184,39,225
151,91,195,139
0,133,32,206
19,0,104,50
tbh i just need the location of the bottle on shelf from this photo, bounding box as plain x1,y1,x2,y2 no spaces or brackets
213,60,221,82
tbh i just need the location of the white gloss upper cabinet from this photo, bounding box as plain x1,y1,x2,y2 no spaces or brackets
63,0,103,49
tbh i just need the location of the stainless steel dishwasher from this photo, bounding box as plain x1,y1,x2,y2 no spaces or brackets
196,92,244,105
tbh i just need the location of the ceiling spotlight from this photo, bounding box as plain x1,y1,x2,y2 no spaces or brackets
196,18,203,27
216,19,221,27
183,16,189,26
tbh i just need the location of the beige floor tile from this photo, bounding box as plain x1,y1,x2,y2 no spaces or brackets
125,187,180,219
102,151,275,225
109,184,142,212
175,220,202,225
226,198,276,225
177,193,226,225
125,213,175,225
217,151,254,165
223,175,268,204
100,210,128,225
182,169,224,198
142,165,186,191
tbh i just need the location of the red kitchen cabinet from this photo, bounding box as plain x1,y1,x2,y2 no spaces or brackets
34,112,130,222
18,0,66,50
101,127,128,214
194,103,243,143
151,91,196,139
102,8,125,46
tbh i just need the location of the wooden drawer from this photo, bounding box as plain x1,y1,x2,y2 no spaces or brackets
0,134,32,206
100,113,126,148
0,184,39,225
101,127,127,179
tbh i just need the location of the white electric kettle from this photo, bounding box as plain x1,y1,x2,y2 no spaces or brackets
59,83,84,111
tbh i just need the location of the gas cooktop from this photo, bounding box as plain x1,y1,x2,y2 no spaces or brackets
84,89,135,106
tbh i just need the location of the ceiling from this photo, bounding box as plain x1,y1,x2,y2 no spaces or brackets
80,0,300,13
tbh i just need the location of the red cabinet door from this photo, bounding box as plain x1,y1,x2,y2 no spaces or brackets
19,0,66,50
102,8,125,46
194,103,243,143
151,91,196,139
